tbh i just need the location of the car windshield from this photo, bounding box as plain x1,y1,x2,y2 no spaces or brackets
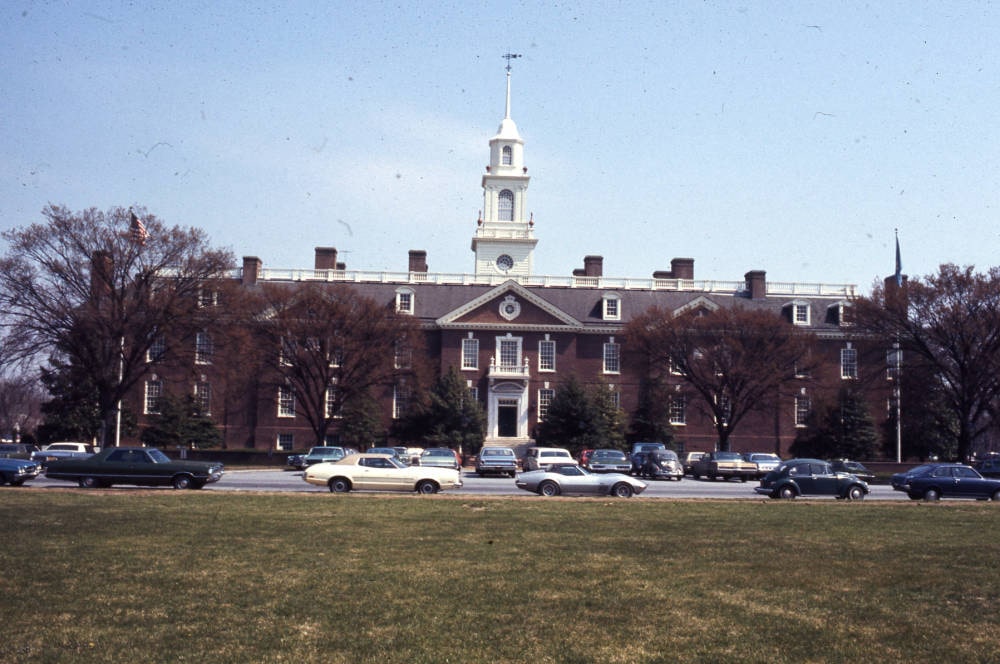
482,449,512,457
593,450,626,460
424,449,453,456
715,452,742,460
147,449,171,463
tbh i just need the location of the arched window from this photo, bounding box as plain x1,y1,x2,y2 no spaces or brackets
498,189,514,221
502,145,512,165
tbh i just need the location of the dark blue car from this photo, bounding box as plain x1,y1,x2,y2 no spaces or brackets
891,463,1000,501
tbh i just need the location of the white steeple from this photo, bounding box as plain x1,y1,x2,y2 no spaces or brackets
472,55,537,277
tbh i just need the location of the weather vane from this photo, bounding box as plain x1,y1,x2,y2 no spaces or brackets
503,52,522,72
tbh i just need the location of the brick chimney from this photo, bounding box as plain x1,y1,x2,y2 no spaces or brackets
745,270,767,300
90,250,113,299
671,258,694,280
242,256,262,286
408,250,428,273
315,247,338,270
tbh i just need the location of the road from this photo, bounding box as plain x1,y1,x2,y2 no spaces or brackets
29,468,906,500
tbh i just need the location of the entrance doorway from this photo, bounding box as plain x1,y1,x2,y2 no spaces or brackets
497,399,518,437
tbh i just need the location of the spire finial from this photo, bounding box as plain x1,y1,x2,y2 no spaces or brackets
502,52,521,120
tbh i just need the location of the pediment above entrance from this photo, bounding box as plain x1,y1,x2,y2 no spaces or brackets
436,280,581,329
673,295,721,318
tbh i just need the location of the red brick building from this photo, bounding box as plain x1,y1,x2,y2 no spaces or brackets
131,68,887,457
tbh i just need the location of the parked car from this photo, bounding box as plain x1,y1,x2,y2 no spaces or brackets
303,453,463,494
636,450,684,480
890,463,1000,501
0,457,42,486
586,449,632,474
303,446,348,467
286,452,307,470
691,451,758,482
44,447,224,489
629,442,667,474
829,459,876,483
31,442,97,466
521,446,574,471
973,455,1000,479
683,451,705,475
515,463,647,497
0,443,39,460
755,458,869,500
475,446,518,477
420,447,461,470
743,452,781,479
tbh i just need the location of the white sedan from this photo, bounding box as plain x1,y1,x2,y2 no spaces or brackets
516,463,647,498
303,453,463,494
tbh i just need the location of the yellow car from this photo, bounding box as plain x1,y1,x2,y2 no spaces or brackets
303,453,463,494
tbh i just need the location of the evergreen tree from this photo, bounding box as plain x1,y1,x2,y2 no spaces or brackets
791,386,879,460
338,391,384,450
396,367,485,455
628,379,675,448
140,394,222,449
535,377,605,456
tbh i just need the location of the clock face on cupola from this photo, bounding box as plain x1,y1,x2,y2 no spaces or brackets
471,55,538,278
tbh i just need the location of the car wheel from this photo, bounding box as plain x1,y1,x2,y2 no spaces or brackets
538,481,560,497
740,476,748,483
11,478,26,487
171,475,193,490
79,476,98,488
846,485,866,501
509,471,517,478
923,487,941,501
329,477,351,493
778,485,797,500
611,482,634,498
416,480,439,494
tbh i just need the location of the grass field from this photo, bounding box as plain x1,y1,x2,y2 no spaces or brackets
2,490,998,663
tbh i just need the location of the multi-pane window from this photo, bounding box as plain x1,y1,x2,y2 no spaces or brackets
603,295,621,321
393,381,411,419
278,386,295,418
795,394,811,427
468,384,479,403
887,347,902,381
144,380,163,415
147,334,166,363
841,345,858,379
669,395,686,425
198,288,219,308
195,331,214,365
502,145,512,165
716,393,731,426
793,303,810,325
603,339,620,374
538,339,556,371
498,189,514,221
394,340,412,369
194,382,211,416
325,383,340,418
538,388,554,420
280,337,295,366
396,289,413,314
499,338,520,369
462,337,479,370
276,433,294,451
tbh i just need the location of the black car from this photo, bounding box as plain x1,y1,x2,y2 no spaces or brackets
45,447,224,489
755,458,869,500
829,459,876,483
973,456,1000,478
890,463,1000,501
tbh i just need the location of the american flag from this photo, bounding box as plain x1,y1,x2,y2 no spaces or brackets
130,210,148,245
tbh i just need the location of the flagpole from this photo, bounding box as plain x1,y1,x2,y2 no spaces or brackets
893,229,902,462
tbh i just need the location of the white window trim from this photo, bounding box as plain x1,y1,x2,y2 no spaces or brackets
278,386,296,418
786,300,811,326
495,333,523,369
538,336,556,372
603,337,621,374
462,335,479,371
602,293,621,321
395,287,414,315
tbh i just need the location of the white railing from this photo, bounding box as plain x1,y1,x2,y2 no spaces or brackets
246,267,856,297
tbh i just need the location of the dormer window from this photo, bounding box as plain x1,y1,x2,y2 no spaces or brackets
502,145,512,165
498,190,514,221
828,301,852,326
785,300,810,326
602,293,621,321
395,287,414,315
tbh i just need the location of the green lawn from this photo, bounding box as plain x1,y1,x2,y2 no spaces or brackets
2,490,998,663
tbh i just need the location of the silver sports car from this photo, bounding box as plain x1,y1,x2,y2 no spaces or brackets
515,463,647,498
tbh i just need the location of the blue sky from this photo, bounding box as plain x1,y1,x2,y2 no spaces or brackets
3,1,998,290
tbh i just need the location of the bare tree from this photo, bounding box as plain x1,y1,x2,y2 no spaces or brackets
0,205,235,446
0,369,45,442
248,282,421,446
626,305,816,451
854,264,1000,461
